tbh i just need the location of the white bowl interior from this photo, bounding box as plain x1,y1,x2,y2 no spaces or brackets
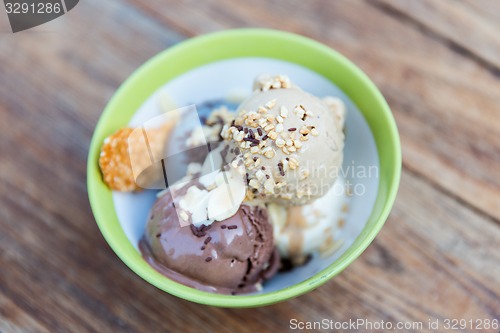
112,57,379,293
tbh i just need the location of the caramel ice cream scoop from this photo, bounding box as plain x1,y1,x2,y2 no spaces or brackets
221,74,345,205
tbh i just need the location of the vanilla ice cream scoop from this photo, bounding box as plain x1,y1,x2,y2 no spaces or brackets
221,75,345,205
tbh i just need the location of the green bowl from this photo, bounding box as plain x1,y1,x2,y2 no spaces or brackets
87,29,401,307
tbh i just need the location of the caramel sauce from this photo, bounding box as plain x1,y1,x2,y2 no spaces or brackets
284,206,307,259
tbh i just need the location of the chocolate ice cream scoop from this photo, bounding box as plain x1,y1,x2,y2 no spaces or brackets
139,186,280,294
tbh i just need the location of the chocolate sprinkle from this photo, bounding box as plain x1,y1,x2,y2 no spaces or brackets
221,224,227,229
244,138,260,144
288,127,297,131
231,120,235,127
227,225,238,230
155,233,161,238
204,236,212,245
190,224,207,238
244,128,248,134
257,128,263,136
205,257,212,262
248,129,254,139
236,125,243,131
261,166,266,170
278,162,285,176
261,134,268,141
201,245,206,250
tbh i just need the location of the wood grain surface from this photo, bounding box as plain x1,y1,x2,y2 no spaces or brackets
0,0,499,332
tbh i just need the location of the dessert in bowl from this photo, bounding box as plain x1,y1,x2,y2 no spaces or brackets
88,29,401,307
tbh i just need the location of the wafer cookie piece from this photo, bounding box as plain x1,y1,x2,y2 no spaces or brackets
99,128,138,191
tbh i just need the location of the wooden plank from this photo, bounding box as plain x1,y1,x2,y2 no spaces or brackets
128,0,500,221
461,0,500,24
0,294,51,333
372,0,500,72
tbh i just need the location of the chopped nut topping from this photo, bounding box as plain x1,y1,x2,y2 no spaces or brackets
264,149,275,159
275,138,285,148
244,157,253,166
281,159,289,172
258,106,267,113
264,179,275,193
280,106,288,118
264,124,275,132
300,169,310,180
289,157,299,170
255,169,266,181
265,99,277,109
249,179,260,189
256,75,292,91
234,131,245,142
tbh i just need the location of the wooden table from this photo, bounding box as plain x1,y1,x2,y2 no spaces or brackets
1,1,499,332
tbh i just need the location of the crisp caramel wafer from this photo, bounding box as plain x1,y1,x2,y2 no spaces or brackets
99,121,176,191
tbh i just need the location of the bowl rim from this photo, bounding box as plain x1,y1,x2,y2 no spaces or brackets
87,28,401,307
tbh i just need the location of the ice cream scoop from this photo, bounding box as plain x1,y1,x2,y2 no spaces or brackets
221,74,345,205
139,183,280,294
